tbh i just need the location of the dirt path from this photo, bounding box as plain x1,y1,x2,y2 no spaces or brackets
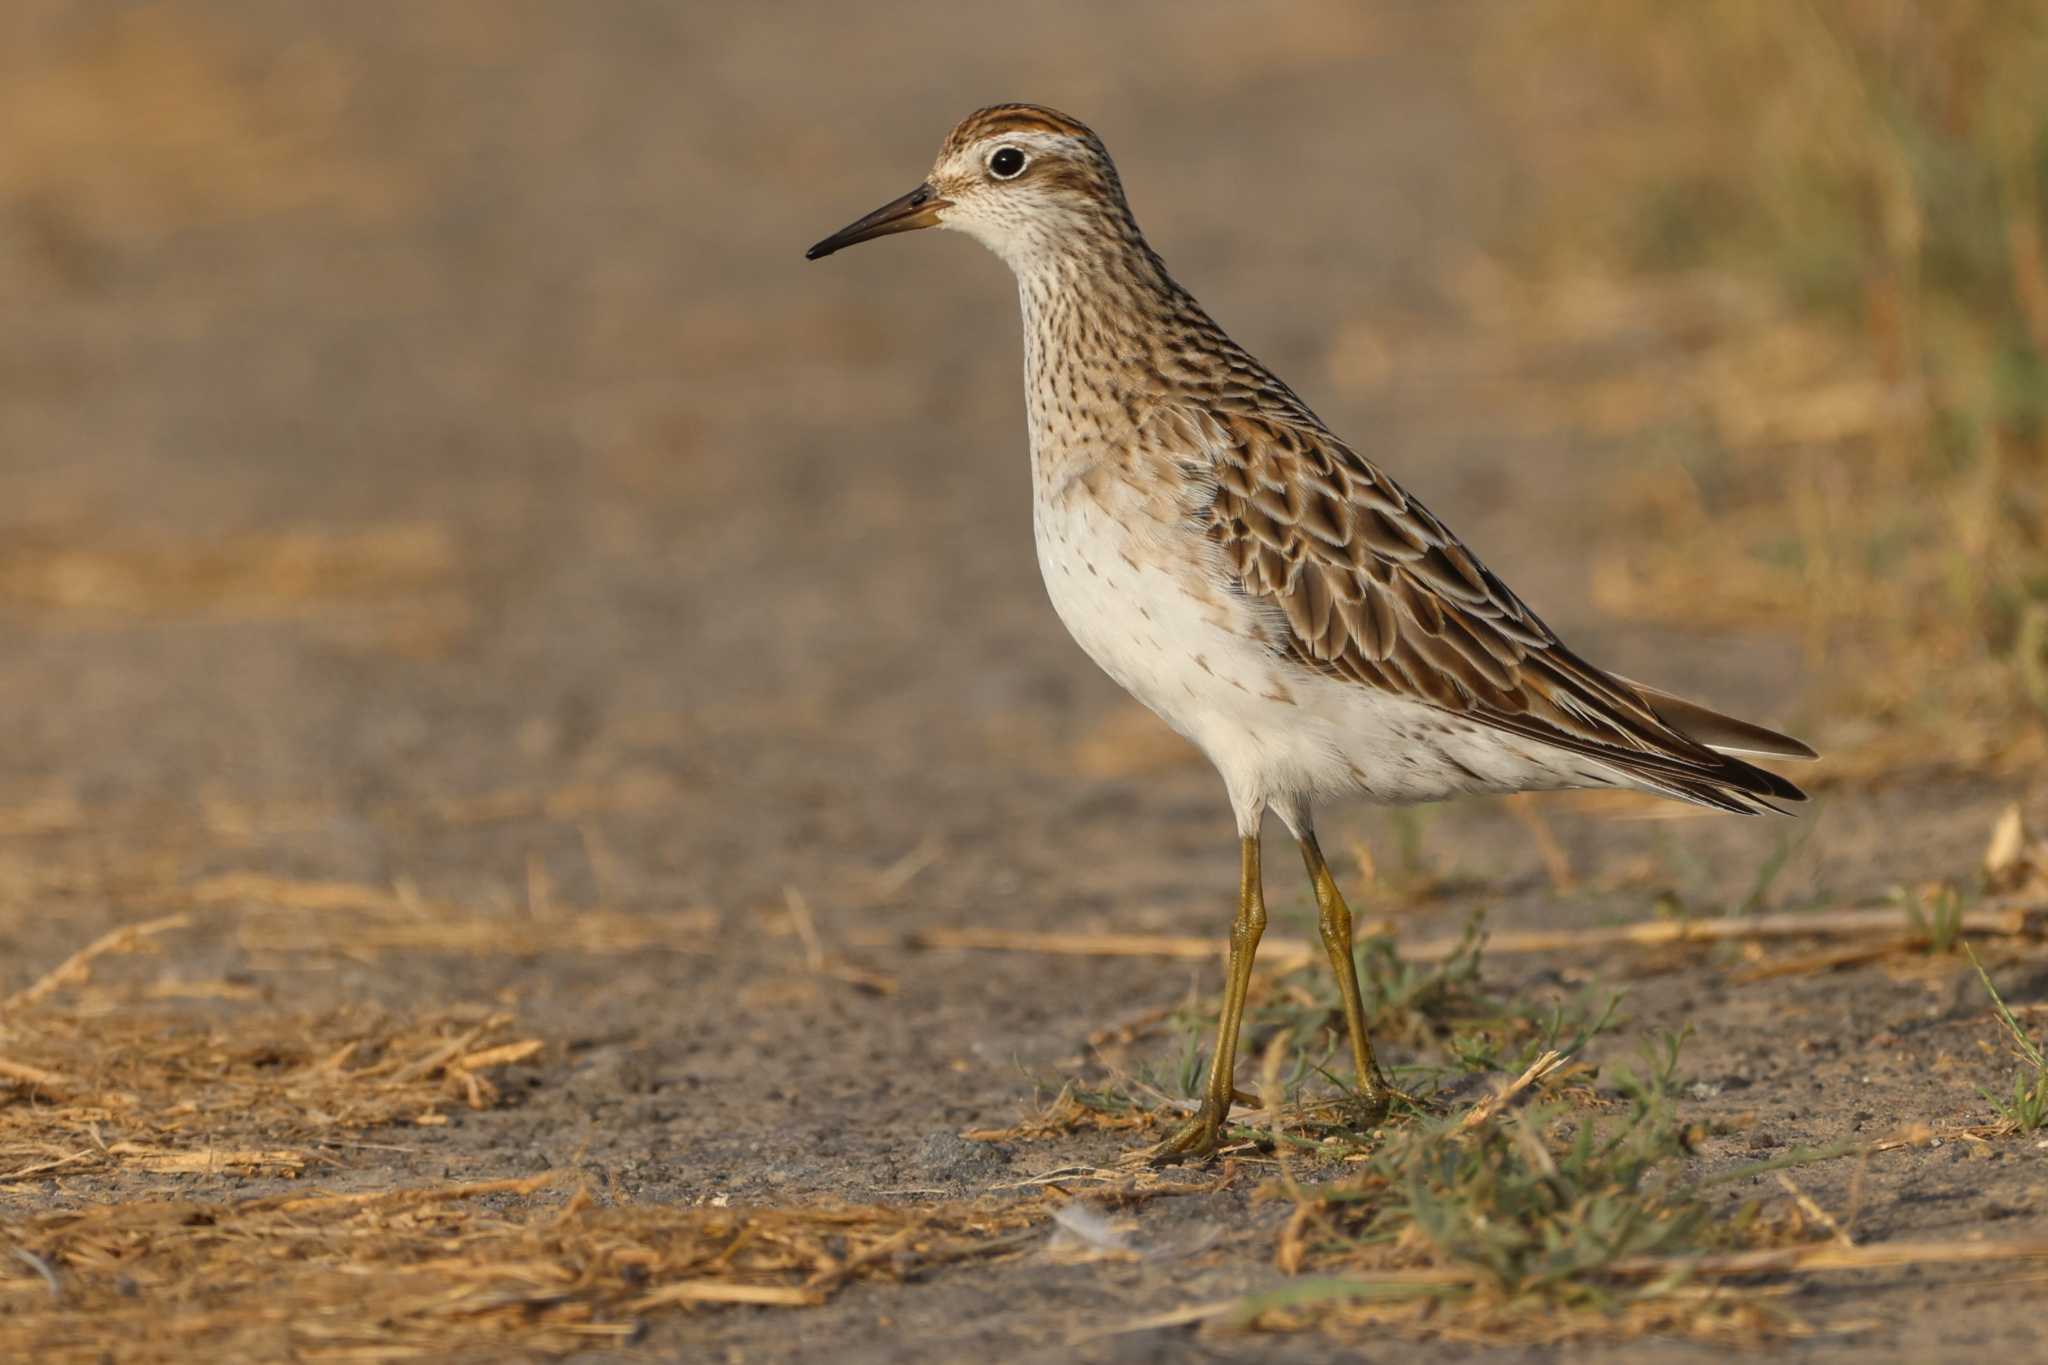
3,4,2044,1361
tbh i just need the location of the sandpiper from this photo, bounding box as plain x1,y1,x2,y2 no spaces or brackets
807,105,1815,1160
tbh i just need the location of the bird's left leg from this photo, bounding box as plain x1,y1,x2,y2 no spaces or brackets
1298,829,1399,1118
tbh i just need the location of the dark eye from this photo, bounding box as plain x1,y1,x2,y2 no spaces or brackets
988,147,1027,179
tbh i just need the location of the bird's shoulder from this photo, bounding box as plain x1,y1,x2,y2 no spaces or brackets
1134,393,1561,676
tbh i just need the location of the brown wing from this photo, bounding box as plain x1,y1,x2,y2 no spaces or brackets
1163,405,1808,813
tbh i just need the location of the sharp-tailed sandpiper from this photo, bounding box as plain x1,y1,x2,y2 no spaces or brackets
807,104,1815,1160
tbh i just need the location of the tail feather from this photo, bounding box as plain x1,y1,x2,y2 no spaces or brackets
1622,677,1818,761
1618,767,1795,816
1602,676,1815,815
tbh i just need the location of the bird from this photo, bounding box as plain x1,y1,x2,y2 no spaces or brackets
806,104,1815,1161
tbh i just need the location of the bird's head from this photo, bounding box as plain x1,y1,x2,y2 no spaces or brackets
806,104,1131,271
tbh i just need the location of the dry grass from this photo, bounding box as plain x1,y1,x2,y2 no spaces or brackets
952,860,2048,1151
179,871,719,959
3,877,2042,1354
0,910,551,1194
0,907,1113,1360
0,1177,1051,1362
989,1021,2048,1349
0,916,1055,1363
914,899,2048,974
1,1003,543,1190
1476,1,2048,777
953,869,2048,1347
1231,1035,2048,1346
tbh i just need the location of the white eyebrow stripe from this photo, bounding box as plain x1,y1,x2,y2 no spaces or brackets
973,131,1074,158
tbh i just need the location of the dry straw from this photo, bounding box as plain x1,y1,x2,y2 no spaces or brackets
0,916,1056,1362
1,1177,1051,1362
1,1004,544,1188
911,897,2048,973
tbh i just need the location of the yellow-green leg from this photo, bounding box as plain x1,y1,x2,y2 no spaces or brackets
1149,833,1265,1163
1299,831,1396,1115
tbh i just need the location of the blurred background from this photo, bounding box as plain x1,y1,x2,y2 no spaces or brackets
2,0,2046,1194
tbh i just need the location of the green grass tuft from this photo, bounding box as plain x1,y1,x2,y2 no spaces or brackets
1967,943,2048,1133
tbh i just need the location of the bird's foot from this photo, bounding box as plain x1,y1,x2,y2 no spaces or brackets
1331,1087,1396,1131
1285,1074,1418,1143
1335,1071,1423,1128
1137,1078,1413,1165
1143,1100,1232,1165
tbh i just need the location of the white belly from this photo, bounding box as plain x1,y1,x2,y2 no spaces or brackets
1031,480,1337,812
1030,479,1622,824
1033,489,1222,722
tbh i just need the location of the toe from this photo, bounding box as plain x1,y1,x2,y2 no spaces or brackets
1143,1111,1225,1165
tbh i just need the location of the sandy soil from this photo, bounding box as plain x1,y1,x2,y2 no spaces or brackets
2,3,2045,1361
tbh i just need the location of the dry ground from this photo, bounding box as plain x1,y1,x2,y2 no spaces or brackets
2,3,2046,1361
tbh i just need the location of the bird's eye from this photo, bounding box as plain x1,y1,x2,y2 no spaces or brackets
988,147,1027,179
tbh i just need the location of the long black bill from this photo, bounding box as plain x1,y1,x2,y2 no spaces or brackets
805,183,948,260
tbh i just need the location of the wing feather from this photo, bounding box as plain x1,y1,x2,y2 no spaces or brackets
1153,403,1811,812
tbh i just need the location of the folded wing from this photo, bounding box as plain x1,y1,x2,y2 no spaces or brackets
1162,404,1814,814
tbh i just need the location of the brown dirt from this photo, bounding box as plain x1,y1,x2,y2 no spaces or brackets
2,2,2045,1361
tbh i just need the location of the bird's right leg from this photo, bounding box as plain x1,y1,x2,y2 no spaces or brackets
1149,832,1265,1163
